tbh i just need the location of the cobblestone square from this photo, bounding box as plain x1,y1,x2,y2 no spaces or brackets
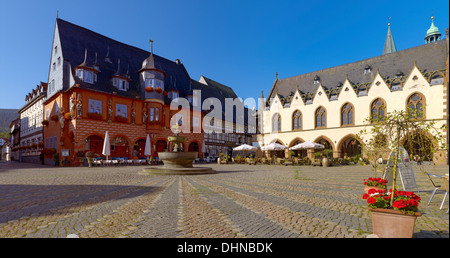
0,161,448,238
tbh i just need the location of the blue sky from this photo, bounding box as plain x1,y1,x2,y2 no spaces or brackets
0,0,448,109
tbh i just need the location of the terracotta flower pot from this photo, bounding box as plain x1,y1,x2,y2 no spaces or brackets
369,208,421,238
364,185,386,194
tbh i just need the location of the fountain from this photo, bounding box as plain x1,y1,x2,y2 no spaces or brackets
139,124,215,175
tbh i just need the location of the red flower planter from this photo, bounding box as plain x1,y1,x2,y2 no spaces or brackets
364,185,386,194
87,112,103,120
115,115,128,123
145,86,154,92
369,208,421,238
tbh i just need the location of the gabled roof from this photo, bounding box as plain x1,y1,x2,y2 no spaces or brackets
267,39,448,101
56,18,192,100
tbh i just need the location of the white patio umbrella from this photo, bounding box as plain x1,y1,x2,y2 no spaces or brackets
289,141,324,150
102,131,111,160
144,134,152,157
233,144,257,151
260,142,286,151
233,143,258,158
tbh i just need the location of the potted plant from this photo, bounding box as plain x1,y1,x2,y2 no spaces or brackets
218,152,229,164
363,188,421,238
363,177,388,194
85,151,95,167
145,86,154,92
321,149,333,167
42,120,49,126
155,87,163,94
77,150,85,167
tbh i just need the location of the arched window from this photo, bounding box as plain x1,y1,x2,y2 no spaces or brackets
371,98,386,122
315,107,326,128
341,103,354,126
272,113,281,132
292,110,302,130
407,93,425,118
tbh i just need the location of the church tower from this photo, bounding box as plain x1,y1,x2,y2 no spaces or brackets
425,16,441,44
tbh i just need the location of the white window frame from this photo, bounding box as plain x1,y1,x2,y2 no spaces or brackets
116,104,128,118
84,70,94,84
88,99,102,114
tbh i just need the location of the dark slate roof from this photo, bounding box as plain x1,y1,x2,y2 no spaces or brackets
268,39,448,101
191,78,254,126
57,18,192,100
199,76,238,99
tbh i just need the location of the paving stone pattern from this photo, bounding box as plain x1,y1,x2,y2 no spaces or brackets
0,161,448,238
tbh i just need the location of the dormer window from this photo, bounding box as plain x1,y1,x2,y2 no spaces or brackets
81,68,97,83
112,77,129,91
76,69,95,84
313,75,320,84
84,70,93,83
364,65,372,74
75,49,97,84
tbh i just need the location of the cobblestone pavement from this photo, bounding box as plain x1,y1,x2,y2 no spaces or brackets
0,161,448,238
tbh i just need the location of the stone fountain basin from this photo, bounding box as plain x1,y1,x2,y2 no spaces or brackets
140,151,216,175
158,151,198,168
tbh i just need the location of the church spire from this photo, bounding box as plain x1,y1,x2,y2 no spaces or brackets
383,18,397,55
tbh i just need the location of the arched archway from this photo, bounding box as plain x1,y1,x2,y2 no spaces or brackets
188,141,199,152
111,136,130,158
313,135,335,159
84,135,104,155
270,138,285,146
401,130,435,162
314,135,335,151
337,134,362,159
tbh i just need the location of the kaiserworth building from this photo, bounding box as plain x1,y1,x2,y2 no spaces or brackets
42,18,246,165
258,18,449,164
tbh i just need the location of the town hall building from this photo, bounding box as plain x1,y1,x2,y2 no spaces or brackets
257,17,449,164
